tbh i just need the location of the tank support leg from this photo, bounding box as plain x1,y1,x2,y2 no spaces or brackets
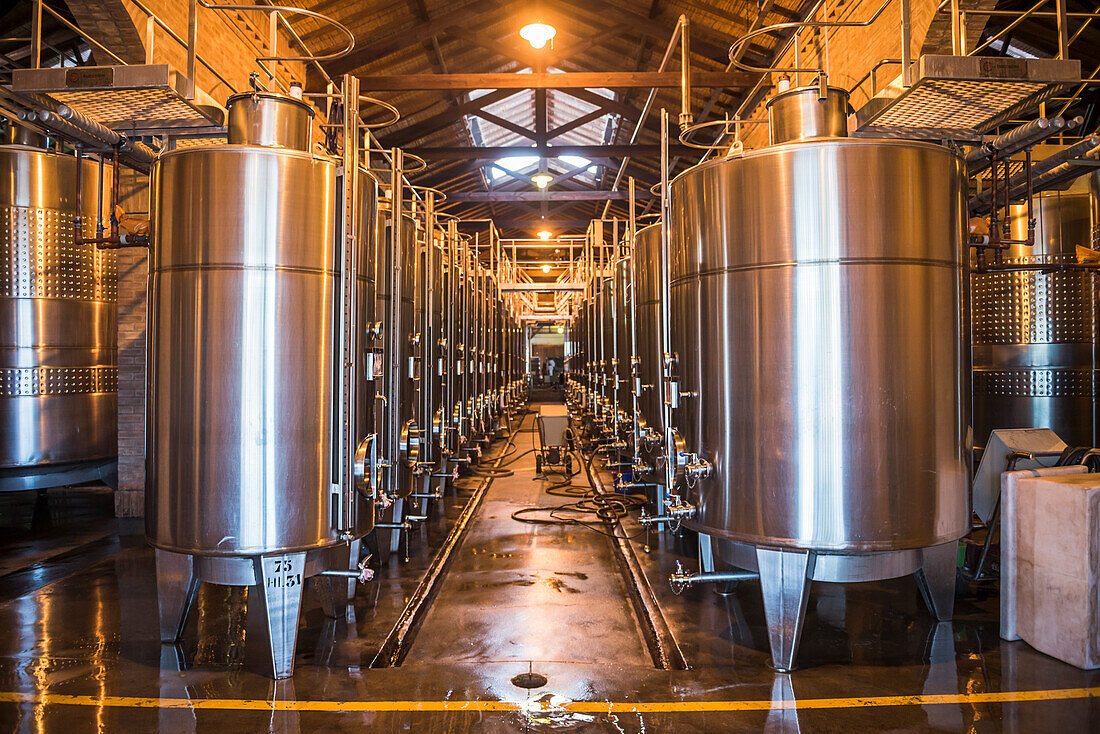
916,541,958,621
254,552,306,679
155,549,200,644
756,547,816,673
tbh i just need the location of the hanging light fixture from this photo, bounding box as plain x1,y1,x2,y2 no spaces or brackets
532,172,553,189
537,230,552,240
541,264,551,273
520,22,556,49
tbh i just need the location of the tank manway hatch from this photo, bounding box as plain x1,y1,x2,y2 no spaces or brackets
853,55,1080,140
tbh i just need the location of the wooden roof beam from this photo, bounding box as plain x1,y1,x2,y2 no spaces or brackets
356,71,752,91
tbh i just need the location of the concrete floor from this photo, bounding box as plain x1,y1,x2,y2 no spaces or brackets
0,403,1097,732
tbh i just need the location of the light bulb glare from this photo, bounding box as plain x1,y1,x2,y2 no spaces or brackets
537,230,552,240
532,173,552,189
520,22,556,49
541,264,551,273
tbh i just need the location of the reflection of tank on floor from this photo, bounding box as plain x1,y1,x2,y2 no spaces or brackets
536,405,573,474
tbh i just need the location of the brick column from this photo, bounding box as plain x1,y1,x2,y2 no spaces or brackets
115,172,149,518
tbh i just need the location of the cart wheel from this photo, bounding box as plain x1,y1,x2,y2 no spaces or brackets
536,455,543,474
566,455,573,473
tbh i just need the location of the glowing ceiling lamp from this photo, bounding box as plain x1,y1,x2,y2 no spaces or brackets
532,172,553,189
556,325,564,334
541,264,551,273
520,22,556,49
537,230,552,240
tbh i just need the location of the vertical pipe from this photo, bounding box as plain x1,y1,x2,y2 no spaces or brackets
679,15,692,132
659,108,674,511
949,0,962,55
145,15,156,65
388,148,404,496
267,11,278,84
900,0,913,87
30,0,42,69
1056,0,1069,58
628,177,641,467
338,73,360,530
186,0,198,99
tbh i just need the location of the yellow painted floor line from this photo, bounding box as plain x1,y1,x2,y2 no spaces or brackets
0,687,1097,714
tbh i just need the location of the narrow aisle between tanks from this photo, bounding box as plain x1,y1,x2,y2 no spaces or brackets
401,402,652,668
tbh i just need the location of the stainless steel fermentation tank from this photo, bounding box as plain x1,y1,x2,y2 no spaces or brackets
1,137,117,491
972,180,1097,449
376,197,418,503
667,87,969,671
147,92,374,678
612,248,632,441
632,223,663,465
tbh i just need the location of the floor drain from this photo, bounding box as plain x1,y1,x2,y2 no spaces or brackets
511,672,548,689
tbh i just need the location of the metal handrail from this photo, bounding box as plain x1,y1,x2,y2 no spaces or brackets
38,2,125,65
198,2,353,63
726,0,891,75
120,0,237,93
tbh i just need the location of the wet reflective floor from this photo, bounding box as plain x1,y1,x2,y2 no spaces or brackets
0,406,1097,732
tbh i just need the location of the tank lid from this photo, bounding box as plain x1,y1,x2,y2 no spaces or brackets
766,86,850,145
226,92,314,151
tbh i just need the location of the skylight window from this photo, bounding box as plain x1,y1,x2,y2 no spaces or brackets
464,66,621,187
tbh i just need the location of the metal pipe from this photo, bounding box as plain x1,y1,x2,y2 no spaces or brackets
30,0,42,69
965,116,1069,173
658,108,674,513
971,134,1100,213
187,0,197,99
679,15,692,132
600,16,686,218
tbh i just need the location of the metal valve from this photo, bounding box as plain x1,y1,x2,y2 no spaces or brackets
684,453,713,485
670,560,692,595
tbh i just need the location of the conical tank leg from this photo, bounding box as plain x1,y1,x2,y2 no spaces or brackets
254,552,306,679
155,549,200,644
916,541,958,621
756,547,816,673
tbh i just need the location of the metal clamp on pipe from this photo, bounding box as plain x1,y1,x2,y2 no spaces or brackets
669,561,758,595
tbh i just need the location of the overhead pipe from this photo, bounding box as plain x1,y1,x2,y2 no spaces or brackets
971,135,1100,213
965,116,1075,174
25,96,156,170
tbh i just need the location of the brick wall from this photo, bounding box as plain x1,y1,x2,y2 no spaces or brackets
115,171,150,518
740,0,944,148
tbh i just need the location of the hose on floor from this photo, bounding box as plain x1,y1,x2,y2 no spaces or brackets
511,444,647,540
